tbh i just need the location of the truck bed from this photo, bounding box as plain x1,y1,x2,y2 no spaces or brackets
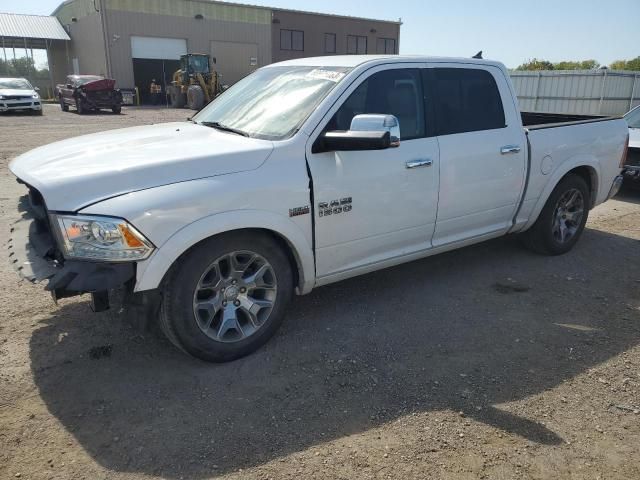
521,111,616,129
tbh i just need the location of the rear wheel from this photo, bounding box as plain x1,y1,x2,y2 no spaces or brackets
160,232,293,362
112,104,122,114
186,85,205,110
521,174,590,255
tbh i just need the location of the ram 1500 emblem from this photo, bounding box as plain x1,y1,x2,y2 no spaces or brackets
318,197,352,217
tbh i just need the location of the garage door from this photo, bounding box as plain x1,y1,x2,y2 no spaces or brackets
211,41,258,86
131,36,187,60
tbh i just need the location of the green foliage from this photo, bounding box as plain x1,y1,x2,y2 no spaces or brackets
554,60,599,70
0,56,49,79
516,58,555,71
609,57,640,71
517,58,600,71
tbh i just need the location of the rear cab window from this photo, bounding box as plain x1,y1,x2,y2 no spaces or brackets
424,67,506,136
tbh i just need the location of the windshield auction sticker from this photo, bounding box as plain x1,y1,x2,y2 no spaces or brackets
306,69,347,82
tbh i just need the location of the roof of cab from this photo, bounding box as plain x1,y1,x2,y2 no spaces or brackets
267,55,506,70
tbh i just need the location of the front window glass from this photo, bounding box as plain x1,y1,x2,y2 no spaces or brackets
0,78,32,89
194,66,351,140
189,56,209,73
624,106,640,128
327,69,426,140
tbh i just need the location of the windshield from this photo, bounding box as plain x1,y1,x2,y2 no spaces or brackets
0,78,32,90
188,56,209,73
624,106,640,129
193,66,351,140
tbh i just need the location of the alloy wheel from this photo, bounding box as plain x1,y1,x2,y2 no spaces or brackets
192,251,277,343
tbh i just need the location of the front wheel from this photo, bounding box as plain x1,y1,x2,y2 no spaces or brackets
159,232,293,362
75,98,85,114
521,173,590,255
59,96,69,112
112,104,122,114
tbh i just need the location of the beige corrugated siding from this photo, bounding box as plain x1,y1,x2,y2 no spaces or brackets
106,0,271,24
0,13,70,40
54,0,96,26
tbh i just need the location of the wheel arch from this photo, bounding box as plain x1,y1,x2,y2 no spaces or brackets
521,157,600,232
134,210,315,295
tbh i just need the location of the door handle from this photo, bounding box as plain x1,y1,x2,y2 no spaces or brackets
405,158,433,169
501,145,521,155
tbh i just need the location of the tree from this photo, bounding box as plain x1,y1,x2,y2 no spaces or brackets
609,57,640,71
516,58,555,71
554,60,599,70
0,56,49,80
516,59,602,71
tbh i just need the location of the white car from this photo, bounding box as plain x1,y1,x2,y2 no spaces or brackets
623,105,640,182
8,55,628,362
0,77,42,115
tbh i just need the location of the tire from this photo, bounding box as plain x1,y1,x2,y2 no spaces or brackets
59,97,69,112
112,104,122,114
75,98,85,114
159,232,293,362
521,173,590,255
168,87,186,108
186,85,205,111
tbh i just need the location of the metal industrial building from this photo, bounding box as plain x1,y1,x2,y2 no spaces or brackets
47,0,401,102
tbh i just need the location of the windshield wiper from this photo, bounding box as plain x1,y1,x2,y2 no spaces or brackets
199,121,250,137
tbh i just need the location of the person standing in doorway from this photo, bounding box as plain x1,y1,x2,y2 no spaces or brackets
150,79,162,105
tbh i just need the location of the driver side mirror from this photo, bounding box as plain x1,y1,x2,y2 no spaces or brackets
34,87,40,92
313,114,401,153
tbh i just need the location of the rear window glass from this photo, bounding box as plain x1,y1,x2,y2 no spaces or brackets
431,68,505,136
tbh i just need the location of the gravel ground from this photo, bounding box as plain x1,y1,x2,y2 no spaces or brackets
1,104,639,480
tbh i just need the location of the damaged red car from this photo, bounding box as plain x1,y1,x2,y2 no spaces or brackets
57,75,122,114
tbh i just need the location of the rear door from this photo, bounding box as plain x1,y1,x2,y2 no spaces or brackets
306,64,440,280
425,64,527,246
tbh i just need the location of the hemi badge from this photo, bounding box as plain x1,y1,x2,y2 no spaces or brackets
289,205,310,217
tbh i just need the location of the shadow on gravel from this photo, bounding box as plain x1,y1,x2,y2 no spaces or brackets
616,184,640,204
30,228,640,478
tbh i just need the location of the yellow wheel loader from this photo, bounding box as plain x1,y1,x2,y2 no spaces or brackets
167,53,223,111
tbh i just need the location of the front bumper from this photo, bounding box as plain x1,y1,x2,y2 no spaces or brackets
8,193,134,303
0,99,41,112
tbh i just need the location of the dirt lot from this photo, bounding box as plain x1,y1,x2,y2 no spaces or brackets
1,104,639,480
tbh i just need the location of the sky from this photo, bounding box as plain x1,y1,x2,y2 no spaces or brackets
1,0,638,69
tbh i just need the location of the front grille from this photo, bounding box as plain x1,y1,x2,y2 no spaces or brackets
9,102,32,107
627,148,640,167
4,95,30,100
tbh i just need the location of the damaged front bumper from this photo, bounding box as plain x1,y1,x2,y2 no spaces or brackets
8,193,137,312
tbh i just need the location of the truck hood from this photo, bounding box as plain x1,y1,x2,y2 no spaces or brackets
9,122,273,211
629,127,640,149
80,78,116,91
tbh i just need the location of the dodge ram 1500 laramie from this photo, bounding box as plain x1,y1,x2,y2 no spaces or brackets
9,56,629,362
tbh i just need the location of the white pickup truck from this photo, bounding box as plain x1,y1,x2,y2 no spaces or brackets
9,55,629,362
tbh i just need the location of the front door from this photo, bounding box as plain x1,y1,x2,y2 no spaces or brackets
307,65,440,280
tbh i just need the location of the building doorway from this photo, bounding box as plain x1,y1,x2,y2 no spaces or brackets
132,58,179,105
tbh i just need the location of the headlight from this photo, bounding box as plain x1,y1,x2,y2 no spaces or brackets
0,95,4,100
32,93,40,99
51,214,154,262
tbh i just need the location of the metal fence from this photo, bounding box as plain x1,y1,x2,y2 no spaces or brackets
510,70,640,116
